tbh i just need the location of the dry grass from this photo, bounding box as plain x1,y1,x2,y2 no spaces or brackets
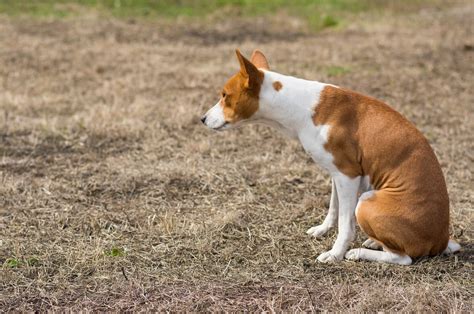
1,2,473,311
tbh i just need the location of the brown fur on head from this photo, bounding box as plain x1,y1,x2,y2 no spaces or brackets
220,50,265,123
201,49,269,130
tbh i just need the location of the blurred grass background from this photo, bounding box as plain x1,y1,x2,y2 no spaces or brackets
0,0,443,30
0,0,471,311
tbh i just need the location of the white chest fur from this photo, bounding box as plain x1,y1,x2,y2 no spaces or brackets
254,70,337,174
298,124,338,174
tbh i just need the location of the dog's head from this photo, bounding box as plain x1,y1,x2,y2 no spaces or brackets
201,49,269,131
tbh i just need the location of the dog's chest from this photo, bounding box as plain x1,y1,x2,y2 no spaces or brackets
298,124,338,174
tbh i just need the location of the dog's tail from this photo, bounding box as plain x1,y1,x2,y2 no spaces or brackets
443,239,461,254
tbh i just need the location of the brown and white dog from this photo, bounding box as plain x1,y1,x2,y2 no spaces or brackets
201,49,460,265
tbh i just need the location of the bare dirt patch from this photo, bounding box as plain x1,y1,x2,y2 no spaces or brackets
0,3,473,311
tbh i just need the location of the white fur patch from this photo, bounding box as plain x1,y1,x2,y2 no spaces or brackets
203,102,227,130
345,248,412,265
253,70,329,142
443,239,461,254
355,190,375,216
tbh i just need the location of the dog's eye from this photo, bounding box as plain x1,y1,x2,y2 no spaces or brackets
222,92,226,98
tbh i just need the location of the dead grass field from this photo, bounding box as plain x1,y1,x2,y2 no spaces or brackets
1,2,473,311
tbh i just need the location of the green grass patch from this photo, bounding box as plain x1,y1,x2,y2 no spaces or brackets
326,65,351,77
4,257,40,268
322,15,339,28
0,0,440,31
104,247,125,257
5,258,21,268
0,1,363,17
0,0,367,18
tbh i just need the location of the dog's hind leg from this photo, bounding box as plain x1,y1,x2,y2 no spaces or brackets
443,239,461,254
362,238,383,250
345,248,412,265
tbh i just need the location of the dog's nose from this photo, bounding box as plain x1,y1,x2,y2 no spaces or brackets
201,116,207,124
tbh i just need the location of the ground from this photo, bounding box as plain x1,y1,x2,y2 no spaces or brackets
0,1,473,311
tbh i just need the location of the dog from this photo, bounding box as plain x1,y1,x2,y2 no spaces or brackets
201,49,460,265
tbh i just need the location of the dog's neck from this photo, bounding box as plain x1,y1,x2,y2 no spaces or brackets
254,70,328,139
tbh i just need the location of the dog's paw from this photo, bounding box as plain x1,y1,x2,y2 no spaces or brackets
344,248,361,261
317,250,343,263
362,238,382,250
306,225,330,238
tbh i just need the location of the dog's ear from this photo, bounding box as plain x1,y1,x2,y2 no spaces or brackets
236,49,261,88
250,49,269,70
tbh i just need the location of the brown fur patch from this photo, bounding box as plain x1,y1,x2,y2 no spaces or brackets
221,71,263,123
313,86,449,257
219,50,264,124
272,81,283,91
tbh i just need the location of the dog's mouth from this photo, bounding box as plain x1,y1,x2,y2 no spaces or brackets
213,122,230,131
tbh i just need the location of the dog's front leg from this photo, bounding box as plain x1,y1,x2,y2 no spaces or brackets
307,179,338,238
317,175,360,263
